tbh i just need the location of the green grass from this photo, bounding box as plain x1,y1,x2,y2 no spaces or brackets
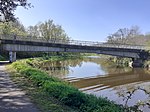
7,62,78,112
9,59,126,112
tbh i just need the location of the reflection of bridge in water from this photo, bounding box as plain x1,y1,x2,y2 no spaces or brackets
0,35,149,67
69,69,150,92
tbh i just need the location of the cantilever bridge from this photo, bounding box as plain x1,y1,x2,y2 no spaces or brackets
0,35,149,67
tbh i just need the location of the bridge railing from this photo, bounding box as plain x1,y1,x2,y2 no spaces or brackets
0,34,147,50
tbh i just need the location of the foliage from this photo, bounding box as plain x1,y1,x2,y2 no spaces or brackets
144,60,150,68
27,19,70,42
0,0,31,22
106,26,150,45
106,26,150,67
11,60,126,112
27,25,39,38
0,20,27,35
0,18,76,58
25,55,83,70
111,57,131,67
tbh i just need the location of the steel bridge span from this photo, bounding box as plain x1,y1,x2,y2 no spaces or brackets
0,35,149,67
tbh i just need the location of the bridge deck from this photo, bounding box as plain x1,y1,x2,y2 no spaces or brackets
0,35,149,65
0,35,147,50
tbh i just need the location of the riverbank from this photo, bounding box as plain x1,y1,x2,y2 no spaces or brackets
7,58,127,112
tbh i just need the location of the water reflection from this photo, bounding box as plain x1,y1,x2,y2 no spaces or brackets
71,69,150,111
38,57,131,78
37,57,150,111
72,69,150,90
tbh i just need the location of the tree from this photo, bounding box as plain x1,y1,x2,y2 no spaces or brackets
27,25,40,38
107,26,142,45
39,20,54,41
0,20,27,35
0,0,31,22
107,28,130,44
28,19,70,42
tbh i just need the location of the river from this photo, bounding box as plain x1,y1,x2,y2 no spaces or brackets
39,56,150,111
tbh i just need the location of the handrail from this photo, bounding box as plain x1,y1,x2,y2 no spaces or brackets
0,34,147,50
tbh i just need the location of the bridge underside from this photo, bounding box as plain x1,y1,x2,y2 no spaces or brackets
2,44,141,58
1,39,149,67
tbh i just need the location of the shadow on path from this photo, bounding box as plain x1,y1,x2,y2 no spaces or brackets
0,62,39,112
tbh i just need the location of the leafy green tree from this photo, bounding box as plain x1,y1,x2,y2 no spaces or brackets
0,20,27,35
39,20,53,41
53,25,69,40
27,19,70,42
0,0,31,22
27,25,40,38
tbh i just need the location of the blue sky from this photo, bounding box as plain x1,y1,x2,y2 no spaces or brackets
15,0,150,41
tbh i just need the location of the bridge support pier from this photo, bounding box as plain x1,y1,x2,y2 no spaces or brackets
9,51,16,63
132,58,144,68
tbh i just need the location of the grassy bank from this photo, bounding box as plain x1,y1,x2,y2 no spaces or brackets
8,59,127,112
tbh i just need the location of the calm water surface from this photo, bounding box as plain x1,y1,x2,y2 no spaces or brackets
39,57,150,111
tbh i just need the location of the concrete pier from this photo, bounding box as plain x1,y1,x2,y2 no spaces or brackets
132,58,144,67
9,51,16,63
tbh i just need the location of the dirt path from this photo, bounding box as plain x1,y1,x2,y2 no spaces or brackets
0,64,39,112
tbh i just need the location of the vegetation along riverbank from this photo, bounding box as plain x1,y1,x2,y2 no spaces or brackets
7,56,140,112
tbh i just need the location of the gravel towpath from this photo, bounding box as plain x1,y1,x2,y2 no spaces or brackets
0,64,39,112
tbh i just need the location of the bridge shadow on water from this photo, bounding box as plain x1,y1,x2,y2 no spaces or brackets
69,69,150,111
70,69,150,91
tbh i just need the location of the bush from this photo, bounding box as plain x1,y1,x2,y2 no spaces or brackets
63,91,88,108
